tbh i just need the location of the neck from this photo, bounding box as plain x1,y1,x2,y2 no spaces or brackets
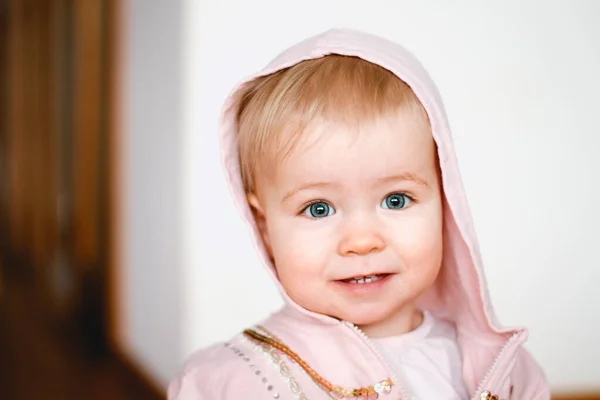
357,305,423,338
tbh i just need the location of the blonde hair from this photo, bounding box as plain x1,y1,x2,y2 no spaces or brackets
235,55,427,194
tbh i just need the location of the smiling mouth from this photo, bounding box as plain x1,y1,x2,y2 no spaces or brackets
339,273,391,284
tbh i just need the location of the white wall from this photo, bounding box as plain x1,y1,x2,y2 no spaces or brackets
120,0,600,392
120,0,186,387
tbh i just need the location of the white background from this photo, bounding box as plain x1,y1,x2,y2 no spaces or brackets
120,0,600,393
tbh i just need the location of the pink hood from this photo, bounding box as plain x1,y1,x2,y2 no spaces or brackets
168,28,549,400
220,28,519,341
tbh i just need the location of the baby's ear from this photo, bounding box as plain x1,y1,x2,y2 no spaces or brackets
246,193,273,256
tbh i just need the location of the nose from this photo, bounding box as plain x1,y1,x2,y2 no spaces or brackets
337,218,386,256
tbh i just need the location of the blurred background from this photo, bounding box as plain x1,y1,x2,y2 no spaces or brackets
0,0,152,398
0,0,598,399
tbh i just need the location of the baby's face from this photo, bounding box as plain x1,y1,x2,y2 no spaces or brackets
249,110,443,336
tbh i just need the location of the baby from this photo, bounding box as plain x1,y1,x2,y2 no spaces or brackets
168,28,549,400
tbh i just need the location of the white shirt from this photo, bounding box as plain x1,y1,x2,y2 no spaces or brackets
371,311,469,400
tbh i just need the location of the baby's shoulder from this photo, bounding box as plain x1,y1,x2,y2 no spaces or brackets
168,334,274,399
180,338,241,372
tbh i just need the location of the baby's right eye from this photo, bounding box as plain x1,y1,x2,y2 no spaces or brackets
302,201,335,219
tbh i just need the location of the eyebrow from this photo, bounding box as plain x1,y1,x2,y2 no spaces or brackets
281,172,429,204
282,181,338,204
377,172,429,187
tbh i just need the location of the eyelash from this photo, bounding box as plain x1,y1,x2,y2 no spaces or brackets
388,191,415,202
299,199,329,215
298,192,416,215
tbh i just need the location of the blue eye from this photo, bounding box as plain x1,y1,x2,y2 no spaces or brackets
381,193,412,210
302,201,335,219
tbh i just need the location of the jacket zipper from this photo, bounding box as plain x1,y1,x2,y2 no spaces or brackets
344,321,409,400
345,320,521,400
470,333,520,400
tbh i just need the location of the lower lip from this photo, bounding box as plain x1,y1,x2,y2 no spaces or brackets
332,274,393,294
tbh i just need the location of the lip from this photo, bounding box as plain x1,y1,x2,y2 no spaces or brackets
334,271,393,281
331,273,394,295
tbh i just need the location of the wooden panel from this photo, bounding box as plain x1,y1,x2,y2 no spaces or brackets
2,0,117,355
4,0,56,265
20,0,38,262
103,0,123,347
3,0,62,297
71,0,103,269
3,0,110,311
0,0,8,231
6,0,28,255
31,0,59,278
0,3,4,113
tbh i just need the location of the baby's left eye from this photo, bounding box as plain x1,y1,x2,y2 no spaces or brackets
381,193,412,210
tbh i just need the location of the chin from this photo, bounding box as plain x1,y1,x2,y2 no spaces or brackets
336,305,398,327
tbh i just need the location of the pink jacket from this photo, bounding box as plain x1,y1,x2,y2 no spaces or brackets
168,28,550,400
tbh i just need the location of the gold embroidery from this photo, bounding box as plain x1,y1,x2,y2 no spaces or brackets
240,335,308,399
244,326,393,398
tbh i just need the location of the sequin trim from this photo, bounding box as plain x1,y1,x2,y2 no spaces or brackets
239,335,309,400
252,326,393,399
224,338,281,399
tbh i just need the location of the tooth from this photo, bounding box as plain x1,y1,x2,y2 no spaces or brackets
364,278,372,283
357,278,365,284
349,279,358,284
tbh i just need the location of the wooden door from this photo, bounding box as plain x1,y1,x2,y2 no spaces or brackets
1,0,117,355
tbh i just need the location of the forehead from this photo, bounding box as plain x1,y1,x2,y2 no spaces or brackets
274,109,436,184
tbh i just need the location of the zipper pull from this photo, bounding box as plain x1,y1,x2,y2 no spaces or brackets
480,392,499,400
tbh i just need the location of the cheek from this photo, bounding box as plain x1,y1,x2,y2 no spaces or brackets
393,212,443,276
267,218,331,280
266,218,334,309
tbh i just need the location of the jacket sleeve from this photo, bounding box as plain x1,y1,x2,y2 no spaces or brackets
510,347,551,400
167,342,285,400
168,371,217,400
167,344,226,400
168,362,287,400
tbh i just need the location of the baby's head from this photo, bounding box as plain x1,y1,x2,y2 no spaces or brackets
236,55,444,337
